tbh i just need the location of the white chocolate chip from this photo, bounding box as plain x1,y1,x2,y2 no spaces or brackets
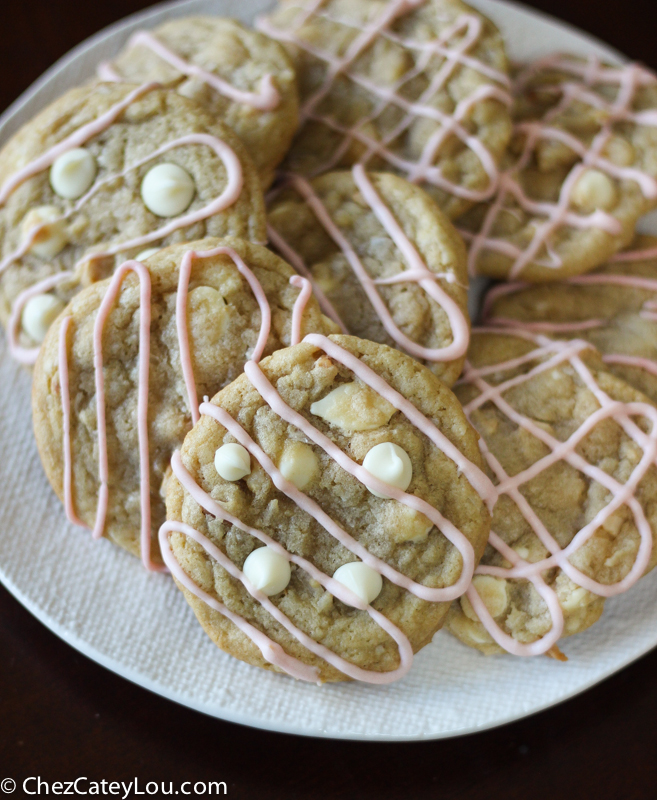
310,382,396,432
21,206,68,258
381,503,433,542
214,442,251,482
141,162,195,217
362,442,412,498
50,148,97,200
604,135,635,167
558,585,589,612
279,442,319,490
333,561,383,606
22,293,65,343
135,247,161,262
242,546,291,596
177,77,212,103
460,576,508,621
571,169,617,212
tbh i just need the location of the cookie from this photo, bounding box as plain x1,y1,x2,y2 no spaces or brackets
161,334,494,682
257,0,512,219
459,55,657,281
267,166,469,386
31,237,338,570
0,82,266,364
100,17,299,188
482,235,657,405
445,329,657,656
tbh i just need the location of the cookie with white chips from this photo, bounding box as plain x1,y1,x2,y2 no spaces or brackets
482,235,657,405
100,17,300,188
268,167,470,387
445,329,657,657
459,55,657,281
257,0,512,219
0,82,266,363
161,334,494,683
31,237,338,570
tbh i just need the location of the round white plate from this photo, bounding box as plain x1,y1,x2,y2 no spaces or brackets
2,0,656,742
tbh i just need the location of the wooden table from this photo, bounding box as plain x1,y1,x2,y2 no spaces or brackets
1,0,657,796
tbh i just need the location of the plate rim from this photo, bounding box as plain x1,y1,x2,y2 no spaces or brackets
1,0,655,742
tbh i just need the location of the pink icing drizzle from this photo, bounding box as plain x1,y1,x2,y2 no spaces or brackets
90,261,158,571
611,245,657,262
58,247,312,571
459,330,657,655
166,449,413,684
462,54,657,278
2,86,247,366
269,165,470,365
160,331,495,680
159,520,321,683
58,315,87,529
120,30,281,111
175,244,272,426
289,275,313,345
483,270,657,378
243,360,476,600
256,0,511,201
0,83,159,207
266,221,348,332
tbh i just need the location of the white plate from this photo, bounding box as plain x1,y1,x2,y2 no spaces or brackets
2,0,657,742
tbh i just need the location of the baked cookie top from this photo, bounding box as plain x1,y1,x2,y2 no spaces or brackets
162,334,494,683
100,17,300,188
482,235,657,405
32,237,338,570
257,0,512,219
446,329,657,656
267,167,469,386
459,55,657,281
0,82,266,362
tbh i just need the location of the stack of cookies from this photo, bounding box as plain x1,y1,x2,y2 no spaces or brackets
3,0,657,683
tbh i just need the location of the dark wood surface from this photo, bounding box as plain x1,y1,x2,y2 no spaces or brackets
2,0,657,796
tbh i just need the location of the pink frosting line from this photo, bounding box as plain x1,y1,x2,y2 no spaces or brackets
96,61,122,82
294,0,426,121
514,53,657,93
0,83,159,206
481,395,655,593
174,244,271,425
59,241,282,572
126,31,281,111
468,530,565,657
0,127,244,283
71,133,244,264
486,317,604,334
460,330,657,654
226,358,473,600
482,272,657,379
168,450,414,683
8,271,73,365
610,245,657,262
257,1,509,200
289,275,312,345
277,168,469,363
58,315,88,529
159,520,320,683
467,54,657,277
518,120,657,200
352,164,469,360
308,333,499,509
90,261,161,572
602,353,657,377
266,223,348,333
